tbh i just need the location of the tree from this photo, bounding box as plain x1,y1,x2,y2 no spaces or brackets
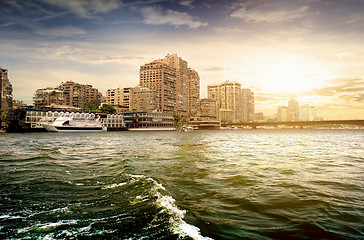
82,100,101,112
100,104,116,114
0,110,7,123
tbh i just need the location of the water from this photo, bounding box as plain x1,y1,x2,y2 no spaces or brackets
0,130,363,239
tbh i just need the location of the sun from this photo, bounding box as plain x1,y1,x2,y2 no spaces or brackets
257,62,322,94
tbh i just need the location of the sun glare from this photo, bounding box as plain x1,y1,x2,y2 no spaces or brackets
257,62,322,94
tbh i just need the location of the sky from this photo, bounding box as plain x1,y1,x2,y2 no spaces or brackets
1,0,364,119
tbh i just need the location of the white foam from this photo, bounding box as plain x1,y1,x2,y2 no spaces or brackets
151,180,213,240
0,214,23,219
102,182,127,189
127,174,213,239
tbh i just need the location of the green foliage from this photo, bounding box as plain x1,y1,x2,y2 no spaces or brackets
100,104,116,114
0,110,7,123
82,100,101,112
173,114,182,124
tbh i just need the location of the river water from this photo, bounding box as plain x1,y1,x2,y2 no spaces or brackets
0,130,363,239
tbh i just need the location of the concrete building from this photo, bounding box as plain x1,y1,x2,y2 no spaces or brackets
188,69,200,116
57,81,102,108
288,99,299,121
0,68,13,111
300,105,317,121
277,106,289,122
208,81,244,123
33,81,102,108
106,87,131,111
33,88,65,107
139,54,200,116
242,88,255,122
139,59,176,114
199,98,218,120
162,54,189,115
129,86,158,112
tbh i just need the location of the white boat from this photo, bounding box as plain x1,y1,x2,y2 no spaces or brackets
42,112,106,132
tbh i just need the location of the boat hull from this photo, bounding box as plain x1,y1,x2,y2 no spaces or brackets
43,124,106,132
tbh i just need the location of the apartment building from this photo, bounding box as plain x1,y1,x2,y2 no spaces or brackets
188,69,200,116
33,88,65,107
0,68,13,111
208,81,244,123
139,59,176,114
129,86,158,112
288,99,299,121
139,54,200,115
106,87,131,111
33,81,102,108
57,81,102,108
199,98,218,120
242,88,255,122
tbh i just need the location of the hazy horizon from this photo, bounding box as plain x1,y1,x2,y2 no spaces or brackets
1,0,364,119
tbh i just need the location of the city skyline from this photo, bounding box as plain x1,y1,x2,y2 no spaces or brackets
1,0,364,119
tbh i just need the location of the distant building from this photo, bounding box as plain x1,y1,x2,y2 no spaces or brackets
199,98,218,120
188,69,200,116
139,54,200,115
106,87,131,111
288,99,299,121
277,106,289,122
140,59,176,114
0,68,13,111
255,112,265,121
129,86,158,112
208,81,248,123
300,105,317,121
242,88,255,122
33,81,102,108
33,88,65,107
162,54,189,115
57,81,102,108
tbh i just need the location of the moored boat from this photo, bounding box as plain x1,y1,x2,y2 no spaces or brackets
42,112,106,132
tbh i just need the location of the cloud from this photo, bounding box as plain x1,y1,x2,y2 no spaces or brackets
39,0,122,18
231,5,309,23
36,26,87,37
140,6,208,28
179,0,194,8
311,78,364,102
89,56,145,64
200,66,231,72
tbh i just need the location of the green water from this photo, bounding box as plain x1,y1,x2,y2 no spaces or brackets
0,130,363,239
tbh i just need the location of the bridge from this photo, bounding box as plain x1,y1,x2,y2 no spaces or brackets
222,120,364,129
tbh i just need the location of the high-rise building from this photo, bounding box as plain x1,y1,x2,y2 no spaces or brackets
242,88,255,122
288,99,299,121
277,106,289,121
139,59,176,114
208,81,244,122
188,69,200,116
300,105,317,121
33,81,102,108
162,54,189,115
0,68,13,111
139,54,200,115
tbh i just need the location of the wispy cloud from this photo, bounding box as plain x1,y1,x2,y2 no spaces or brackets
39,0,122,18
311,78,364,102
140,6,208,28
89,56,145,64
231,5,309,23
36,26,87,37
179,0,194,8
